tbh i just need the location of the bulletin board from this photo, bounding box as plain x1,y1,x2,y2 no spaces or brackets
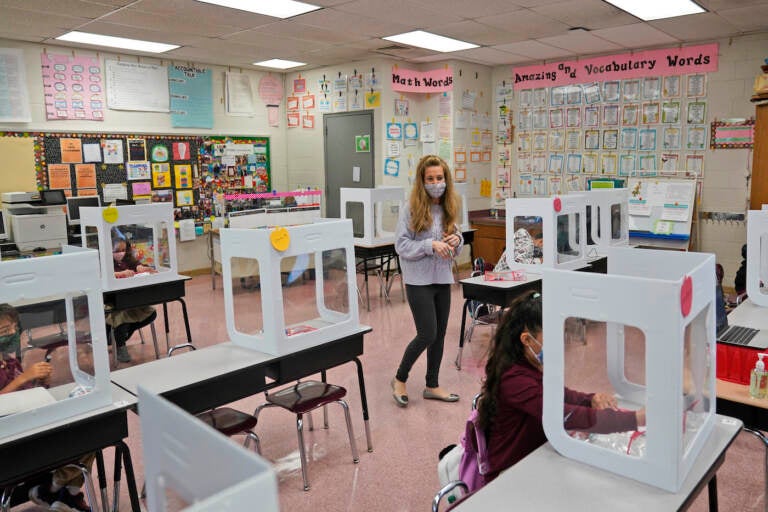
627,178,697,238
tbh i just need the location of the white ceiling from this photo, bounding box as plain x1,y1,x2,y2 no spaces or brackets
0,0,766,71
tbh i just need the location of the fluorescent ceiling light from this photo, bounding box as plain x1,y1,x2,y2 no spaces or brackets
196,0,321,18
603,0,705,21
383,30,479,53
253,59,306,69
56,31,179,53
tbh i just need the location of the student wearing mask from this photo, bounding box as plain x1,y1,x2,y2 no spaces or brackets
391,155,463,407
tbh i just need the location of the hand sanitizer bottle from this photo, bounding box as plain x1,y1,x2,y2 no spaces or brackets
749,353,768,399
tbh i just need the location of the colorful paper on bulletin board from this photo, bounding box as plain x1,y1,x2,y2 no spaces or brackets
60,138,82,163
404,122,418,141
127,138,147,161
152,189,173,203
174,164,192,189
365,91,381,108
152,165,171,188
77,188,98,196
512,43,718,90
710,119,755,149
386,122,402,140
40,52,104,121
169,65,213,129
132,182,151,197
173,142,190,160
47,163,71,189
128,161,151,181
74,163,96,189
384,158,400,177
176,190,194,206
102,139,124,164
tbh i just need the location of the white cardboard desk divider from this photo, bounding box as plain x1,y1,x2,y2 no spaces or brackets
0,249,111,439
747,210,768,307
541,247,716,492
454,182,470,231
579,188,629,254
505,195,587,272
139,387,278,512
221,219,360,355
228,208,320,229
80,204,180,292
340,186,404,245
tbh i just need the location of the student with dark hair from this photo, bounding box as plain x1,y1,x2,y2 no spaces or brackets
106,229,157,363
473,290,644,488
0,304,93,511
734,243,747,296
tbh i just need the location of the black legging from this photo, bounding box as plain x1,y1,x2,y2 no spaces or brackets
396,284,451,388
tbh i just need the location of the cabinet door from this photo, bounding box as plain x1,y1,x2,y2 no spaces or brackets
750,104,768,210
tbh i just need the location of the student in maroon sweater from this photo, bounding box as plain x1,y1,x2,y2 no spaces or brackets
477,290,645,486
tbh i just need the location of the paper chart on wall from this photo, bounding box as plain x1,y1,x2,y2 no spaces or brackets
0,48,31,122
106,60,169,112
226,72,255,115
41,52,104,121
455,110,468,129
421,121,435,142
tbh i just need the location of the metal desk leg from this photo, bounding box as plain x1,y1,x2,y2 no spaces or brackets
353,357,373,452
96,450,109,512
455,299,471,371
744,427,768,512
364,257,371,312
116,441,141,512
707,474,718,512
165,298,195,356
162,302,170,354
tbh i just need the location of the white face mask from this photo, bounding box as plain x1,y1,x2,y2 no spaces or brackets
424,182,446,199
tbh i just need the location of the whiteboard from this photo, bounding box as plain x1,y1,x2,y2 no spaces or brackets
106,60,169,112
627,178,696,238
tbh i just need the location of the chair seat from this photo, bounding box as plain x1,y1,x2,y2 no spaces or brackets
266,381,347,414
197,407,258,436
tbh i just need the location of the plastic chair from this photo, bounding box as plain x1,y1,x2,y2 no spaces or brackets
432,480,471,511
356,257,389,311
107,309,160,365
254,380,359,491
196,408,261,454
464,258,502,345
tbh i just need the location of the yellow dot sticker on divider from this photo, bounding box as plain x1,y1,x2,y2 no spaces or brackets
270,227,290,252
102,205,119,224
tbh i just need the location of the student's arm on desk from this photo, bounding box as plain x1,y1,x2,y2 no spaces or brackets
0,362,52,394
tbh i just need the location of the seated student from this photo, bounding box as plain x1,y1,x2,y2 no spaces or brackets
512,229,543,264
0,304,93,512
473,290,644,488
734,243,747,296
107,229,157,363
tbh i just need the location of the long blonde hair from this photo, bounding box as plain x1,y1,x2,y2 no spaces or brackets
409,155,458,233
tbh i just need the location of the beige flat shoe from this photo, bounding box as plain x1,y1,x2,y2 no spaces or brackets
391,378,408,407
423,389,459,402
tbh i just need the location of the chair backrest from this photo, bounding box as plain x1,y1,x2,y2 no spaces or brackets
458,408,490,493
432,481,470,512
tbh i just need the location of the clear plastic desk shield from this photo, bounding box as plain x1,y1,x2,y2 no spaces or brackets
80,204,179,291
221,219,359,355
542,248,716,492
0,249,110,439
340,187,404,245
747,210,768,307
579,188,629,256
454,182,470,231
505,196,587,272
138,387,278,512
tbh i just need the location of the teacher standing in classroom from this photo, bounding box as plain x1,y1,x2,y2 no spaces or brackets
391,155,463,407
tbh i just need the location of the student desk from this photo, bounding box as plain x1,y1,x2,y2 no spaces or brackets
454,415,742,512
0,384,141,512
455,274,542,370
102,276,194,358
354,241,402,312
111,326,374,452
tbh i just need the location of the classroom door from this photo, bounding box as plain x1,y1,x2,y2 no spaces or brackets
323,111,375,224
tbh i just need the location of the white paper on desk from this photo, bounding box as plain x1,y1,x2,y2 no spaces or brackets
0,387,56,417
179,219,196,241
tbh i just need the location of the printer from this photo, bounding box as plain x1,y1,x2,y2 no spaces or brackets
1,191,68,251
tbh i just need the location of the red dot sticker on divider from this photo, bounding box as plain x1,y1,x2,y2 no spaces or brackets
553,197,562,212
680,275,693,317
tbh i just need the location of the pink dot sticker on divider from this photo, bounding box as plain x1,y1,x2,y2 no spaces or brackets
680,275,693,317
553,197,562,212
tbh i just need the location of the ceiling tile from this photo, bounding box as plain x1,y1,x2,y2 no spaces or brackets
716,5,768,31
450,47,531,65
530,0,637,30
332,0,463,27
408,0,523,19
475,10,572,40
163,46,271,67
223,31,330,53
591,23,680,48
250,21,369,44
538,31,623,55
0,7,91,32
0,31,48,43
0,0,119,19
294,8,414,37
131,0,275,29
650,12,740,41
705,0,768,11
432,20,520,46
99,8,242,38
492,40,573,60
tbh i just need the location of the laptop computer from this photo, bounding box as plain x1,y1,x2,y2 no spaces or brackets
716,306,768,349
